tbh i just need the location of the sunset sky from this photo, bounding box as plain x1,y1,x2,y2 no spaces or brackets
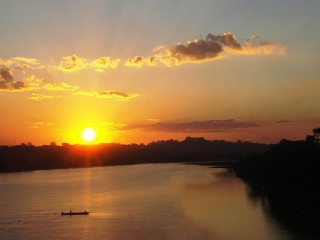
1,0,320,145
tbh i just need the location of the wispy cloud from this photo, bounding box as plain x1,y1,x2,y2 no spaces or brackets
99,122,128,131
29,93,58,101
121,119,259,133
28,121,56,128
1,61,138,101
54,55,120,72
41,81,79,91
0,57,44,69
274,120,294,124
96,90,139,100
73,90,139,101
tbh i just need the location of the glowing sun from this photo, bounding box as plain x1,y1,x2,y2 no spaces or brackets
82,128,96,142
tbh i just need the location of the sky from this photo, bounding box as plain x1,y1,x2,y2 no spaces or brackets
0,0,320,145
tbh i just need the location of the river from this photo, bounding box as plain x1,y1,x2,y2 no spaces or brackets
0,163,315,240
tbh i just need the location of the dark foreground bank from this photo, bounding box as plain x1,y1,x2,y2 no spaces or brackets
234,128,320,236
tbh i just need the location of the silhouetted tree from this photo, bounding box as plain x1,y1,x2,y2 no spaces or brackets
305,127,320,143
313,128,320,143
306,135,316,143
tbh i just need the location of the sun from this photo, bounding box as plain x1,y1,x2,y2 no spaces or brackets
81,128,96,142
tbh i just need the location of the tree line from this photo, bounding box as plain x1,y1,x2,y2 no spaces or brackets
0,137,270,172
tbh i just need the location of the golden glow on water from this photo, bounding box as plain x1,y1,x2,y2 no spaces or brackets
0,164,299,240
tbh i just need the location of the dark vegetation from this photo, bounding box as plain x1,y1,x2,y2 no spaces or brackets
234,128,320,236
0,137,270,173
1,128,320,236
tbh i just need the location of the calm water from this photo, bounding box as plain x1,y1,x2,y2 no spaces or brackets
0,164,314,240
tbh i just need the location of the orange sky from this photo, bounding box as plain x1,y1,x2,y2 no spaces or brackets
0,0,319,145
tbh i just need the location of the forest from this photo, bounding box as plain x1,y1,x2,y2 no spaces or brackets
234,128,320,235
0,137,270,173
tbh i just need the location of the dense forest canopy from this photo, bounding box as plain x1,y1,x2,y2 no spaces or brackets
0,137,271,172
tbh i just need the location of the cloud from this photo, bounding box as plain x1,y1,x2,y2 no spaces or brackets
55,55,120,72
73,90,139,101
2,33,285,73
274,120,294,124
124,33,285,67
146,118,161,122
0,68,80,94
28,121,56,128
96,90,139,100
0,67,34,91
99,122,128,131
125,56,155,68
90,57,120,71
0,68,13,82
42,81,79,91
29,93,57,101
0,57,43,69
56,54,89,72
121,119,259,133
158,33,285,66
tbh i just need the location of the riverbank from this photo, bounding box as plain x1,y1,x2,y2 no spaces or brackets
233,139,320,236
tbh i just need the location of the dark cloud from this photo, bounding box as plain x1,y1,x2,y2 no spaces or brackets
0,67,37,91
11,80,27,89
274,120,294,124
0,67,28,90
0,68,13,82
207,33,243,50
97,91,129,98
125,56,155,67
167,35,225,62
152,33,285,66
166,33,244,62
122,119,259,133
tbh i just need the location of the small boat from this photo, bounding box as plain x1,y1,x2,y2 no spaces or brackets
61,211,89,215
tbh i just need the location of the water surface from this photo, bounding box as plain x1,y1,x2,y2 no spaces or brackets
0,164,313,240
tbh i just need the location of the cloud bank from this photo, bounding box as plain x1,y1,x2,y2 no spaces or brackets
1,59,139,101
126,33,285,67
1,33,284,73
47,33,285,70
0,57,44,70
121,119,259,133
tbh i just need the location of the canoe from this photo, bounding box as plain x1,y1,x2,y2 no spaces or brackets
61,211,89,215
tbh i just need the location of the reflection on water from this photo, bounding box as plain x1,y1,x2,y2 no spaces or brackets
245,184,320,240
0,164,315,240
